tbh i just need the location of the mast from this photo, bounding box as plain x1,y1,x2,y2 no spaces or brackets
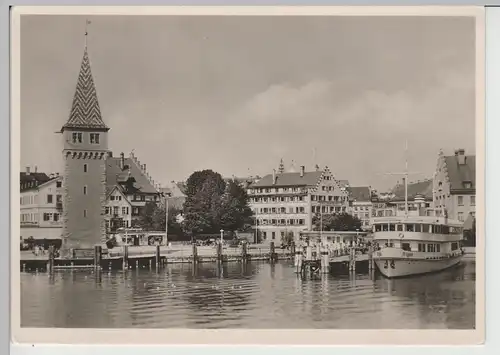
404,139,409,218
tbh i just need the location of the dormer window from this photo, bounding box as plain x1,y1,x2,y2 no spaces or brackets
90,133,100,144
464,182,472,189
72,132,83,144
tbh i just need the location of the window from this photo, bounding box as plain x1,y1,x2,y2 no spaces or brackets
272,232,276,240
418,243,426,252
84,164,88,173
90,133,100,144
464,182,472,189
458,196,464,206
56,181,62,188
83,209,87,218
72,132,83,143
427,244,436,252
56,195,62,203
53,214,59,222
451,242,459,251
122,207,129,215
113,206,119,215
43,213,50,221
402,243,411,251
470,196,476,206
83,186,87,195
105,207,110,215
47,194,53,204
458,212,464,222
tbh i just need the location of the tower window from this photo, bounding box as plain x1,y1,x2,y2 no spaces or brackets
72,132,83,144
83,209,87,218
83,164,88,173
83,186,87,195
90,133,100,144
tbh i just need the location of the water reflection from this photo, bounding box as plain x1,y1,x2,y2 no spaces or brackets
21,260,475,329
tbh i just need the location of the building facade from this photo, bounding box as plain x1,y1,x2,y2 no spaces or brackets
60,45,110,252
433,149,476,222
247,165,350,244
348,186,372,231
20,170,63,242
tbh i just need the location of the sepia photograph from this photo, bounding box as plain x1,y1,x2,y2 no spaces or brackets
10,6,485,345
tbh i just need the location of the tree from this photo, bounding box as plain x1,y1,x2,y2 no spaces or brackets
312,212,362,231
182,170,254,235
135,201,158,231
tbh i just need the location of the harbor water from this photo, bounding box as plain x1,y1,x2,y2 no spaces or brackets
21,259,475,329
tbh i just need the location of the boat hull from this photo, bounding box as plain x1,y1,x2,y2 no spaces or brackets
374,254,462,278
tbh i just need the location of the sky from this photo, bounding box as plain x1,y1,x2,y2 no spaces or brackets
20,15,476,191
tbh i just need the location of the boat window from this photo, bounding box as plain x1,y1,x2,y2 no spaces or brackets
442,226,449,234
428,244,436,252
375,224,382,232
436,244,441,252
451,242,458,251
418,243,426,252
414,224,422,233
389,224,396,231
401,243,411,251
382,224,389,232
406,224,415,232
396,224,403,232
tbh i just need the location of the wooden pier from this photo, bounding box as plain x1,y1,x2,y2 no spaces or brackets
20,241,376,275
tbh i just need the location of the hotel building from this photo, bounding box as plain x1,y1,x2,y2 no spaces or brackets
247,164,350,244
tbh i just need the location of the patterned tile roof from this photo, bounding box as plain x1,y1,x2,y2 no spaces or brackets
444,155,476,192
62,48,109,131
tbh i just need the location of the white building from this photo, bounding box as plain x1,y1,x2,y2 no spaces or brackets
20,168,63,243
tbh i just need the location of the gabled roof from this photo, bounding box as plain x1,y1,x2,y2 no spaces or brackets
20,172,52,192
444,155,476,192
106,157,158,195
390,179,433,201
62,47,109,131
349,186,371,202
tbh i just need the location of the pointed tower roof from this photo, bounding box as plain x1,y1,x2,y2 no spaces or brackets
62,47,109,131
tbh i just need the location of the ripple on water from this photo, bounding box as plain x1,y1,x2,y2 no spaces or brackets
20,261,476,329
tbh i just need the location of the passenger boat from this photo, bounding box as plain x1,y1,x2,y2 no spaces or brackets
371,205,464,278
371,141,464,278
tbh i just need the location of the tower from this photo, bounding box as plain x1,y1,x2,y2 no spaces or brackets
60,42,110,254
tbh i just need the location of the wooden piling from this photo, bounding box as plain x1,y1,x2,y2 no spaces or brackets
241,241,248,262
216,241,223,262
48,245,55,274
290,241,296,256
305,245,312,261
368,244,374,271
123,245,129,270
321,245,329,274
192,243,198,265
156,244,161,267
94,245,102,270
269,241,276,262
348,247,356,272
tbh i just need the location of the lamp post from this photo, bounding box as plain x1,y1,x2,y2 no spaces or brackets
161,191,171,246
220,229,224,245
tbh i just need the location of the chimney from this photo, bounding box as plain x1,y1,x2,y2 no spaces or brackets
315,164,320,171
108,151,113,158
300,166,305,177
120,152,125,170
34,166,38,173
26,166,30,175
457,149,466,165
272,169,277,185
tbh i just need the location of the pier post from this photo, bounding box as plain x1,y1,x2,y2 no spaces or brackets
306,244,312,261
290,241,295,258
368,244,374,271
48,245,55,274
94,245,102,270
269,241,276,262
192,242,198,265
216,241,223,262
155,244,161,268
321,245,329,274
348,246,356,273
241,240,248,262
123,245,129,270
